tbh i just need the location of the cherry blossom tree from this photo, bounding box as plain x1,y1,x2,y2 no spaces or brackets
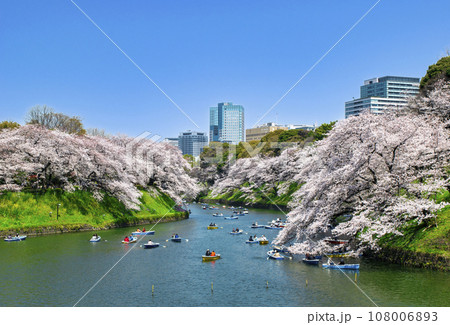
0,125,198,209
275,110,449,255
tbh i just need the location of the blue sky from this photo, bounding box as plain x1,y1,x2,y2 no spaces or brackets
1,0,449,139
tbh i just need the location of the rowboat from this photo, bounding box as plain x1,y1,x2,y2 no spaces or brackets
207,226,218,230
89,236,101,242
250,223,264,228
122,237,137,243
322,263,359,270
264,226,281,229
202,254,221,262
229,230,243,235
132,230,155,236
224,216,238,220
267,250,284,260
245,240,259,244
233,213,245,216
4,235,27,242
212,213,223,217
259,240,269,245
143,242,160,249
302,258,320,265
170,237,183,242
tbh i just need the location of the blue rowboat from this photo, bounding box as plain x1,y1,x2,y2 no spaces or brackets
122,237,138,244
132,231,155,236
245,240,259,244
89,236,101,242
229,230,243,235
267,251,285,260
170,237,182,242
224,216,238,220
234,213,245,216
302,258,320,265
322,263,359,270
143,243,160,249
4,235,27,242
250,224,265,228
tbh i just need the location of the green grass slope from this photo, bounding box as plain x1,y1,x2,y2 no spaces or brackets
0,188,186,234
377,190,450,270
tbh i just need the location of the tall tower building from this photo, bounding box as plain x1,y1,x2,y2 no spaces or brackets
178,131,208,157
209,102,245,144
345,76,419,118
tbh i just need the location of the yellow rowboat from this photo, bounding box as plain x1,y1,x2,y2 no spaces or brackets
259,240,269,245
207,226,218,230
202,254,221,262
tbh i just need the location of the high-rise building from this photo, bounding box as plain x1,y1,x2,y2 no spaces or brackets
178,131,208,157
345,76,419,118
210,102,245,144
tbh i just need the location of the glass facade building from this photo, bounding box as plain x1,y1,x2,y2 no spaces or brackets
345,76,419,118
178,131,208,157
209,102,245,144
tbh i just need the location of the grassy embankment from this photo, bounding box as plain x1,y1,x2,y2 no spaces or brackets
0,188,187,235
377,190,450,271
202,182,302,210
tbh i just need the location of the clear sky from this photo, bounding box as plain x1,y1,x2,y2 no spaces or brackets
1,0,449,139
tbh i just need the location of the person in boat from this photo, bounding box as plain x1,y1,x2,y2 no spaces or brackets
236,228,239,232
273,252,281,257
338,259,345,265
124,236,130,242
253,222,258,226
147,239,154,245
175,234,179,238
210,251,216,257
205,249,211,256
129,235,134,241
232,228,235,232
7,235,12,239
142,228,146,232
248,236,253,241
261,235,267,241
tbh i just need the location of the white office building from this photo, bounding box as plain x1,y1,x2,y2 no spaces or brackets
345,76,420,118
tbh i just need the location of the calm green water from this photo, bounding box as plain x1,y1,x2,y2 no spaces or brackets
0,204,448,307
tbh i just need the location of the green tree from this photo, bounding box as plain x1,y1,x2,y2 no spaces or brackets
420,55,450,95
183,154,195,167
0,121,20,130
309,121,336,141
